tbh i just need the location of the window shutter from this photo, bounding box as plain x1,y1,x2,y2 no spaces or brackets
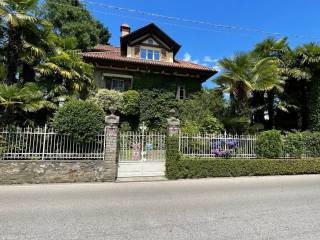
161,49,167,59
134,46,140,56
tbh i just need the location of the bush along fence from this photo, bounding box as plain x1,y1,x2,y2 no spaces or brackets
167,122,320,179
2,111,320,183
0,113,119,184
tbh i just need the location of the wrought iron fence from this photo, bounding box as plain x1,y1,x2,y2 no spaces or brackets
179,133,257,158
118,131,166,162
0,126,106,160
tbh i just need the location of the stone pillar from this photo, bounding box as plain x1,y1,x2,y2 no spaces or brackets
167,109,180,136
104,113,119,181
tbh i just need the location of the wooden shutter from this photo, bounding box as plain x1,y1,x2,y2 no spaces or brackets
134,46,140,56
161,49,167,60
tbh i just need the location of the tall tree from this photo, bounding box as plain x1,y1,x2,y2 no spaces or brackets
295,43,320,131
252,37,309,129
35,35,94,100
40,0,111,51
252,38,289,129
0,0,44,85
215,53,282,132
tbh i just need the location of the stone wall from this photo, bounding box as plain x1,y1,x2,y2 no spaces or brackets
0,160,115,184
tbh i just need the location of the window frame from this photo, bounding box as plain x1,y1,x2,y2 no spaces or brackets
140,47,161,61
140,48,147,59
102,73,133,92
176,85,186,100
111,79,125,91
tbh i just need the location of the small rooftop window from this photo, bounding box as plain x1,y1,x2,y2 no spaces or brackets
140,48,160,61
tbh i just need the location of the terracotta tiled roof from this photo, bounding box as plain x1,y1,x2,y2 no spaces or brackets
93,44,120,52
83,45,215,73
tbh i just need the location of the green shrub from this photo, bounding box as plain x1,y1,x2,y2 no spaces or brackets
167,157,320,179
181,120,200,135
302,131,320,157
139,89,177,131
181,116,224,135
52,100,105,142
122,90,140,116
283,132,304,158
309,78,320,131
0,135,6,155
165,136,181,179
120,121,132,132
256,130,283,158
91,89,123,113
200,113,224,134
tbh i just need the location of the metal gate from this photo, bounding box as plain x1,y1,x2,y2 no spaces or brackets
118,128,166,178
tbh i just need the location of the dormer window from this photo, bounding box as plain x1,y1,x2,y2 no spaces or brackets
140,48,160,61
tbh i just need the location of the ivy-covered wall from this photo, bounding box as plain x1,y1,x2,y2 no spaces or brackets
94,67,203,96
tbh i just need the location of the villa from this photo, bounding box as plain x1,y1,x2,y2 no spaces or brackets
83,23,216,99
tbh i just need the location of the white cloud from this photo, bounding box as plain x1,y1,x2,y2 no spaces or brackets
183,52,220,72
183,52,200,64
203,56,218,63
203,55,221,72
213,65,221,72
202,56,218,63
183,52,192,62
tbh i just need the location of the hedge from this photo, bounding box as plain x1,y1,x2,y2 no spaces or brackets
167,157,320,179
165,135,320,179
165,136,181,179
52,100,105,142
256,130,283,158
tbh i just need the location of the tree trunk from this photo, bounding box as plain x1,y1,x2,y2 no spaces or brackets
229,92,236,115
267,90,275,129
22,63,35,83
251,91,265,125
5,24,22,85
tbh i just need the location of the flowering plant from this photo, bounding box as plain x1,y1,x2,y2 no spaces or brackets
212,149,232,158
210,139,238,158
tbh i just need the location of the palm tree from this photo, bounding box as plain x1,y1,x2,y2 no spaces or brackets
215,53,282,118
0,64,5,81
0,0,43,84
295,43,320,130
251,37,310,129
0,82,55,124
35,43,94,99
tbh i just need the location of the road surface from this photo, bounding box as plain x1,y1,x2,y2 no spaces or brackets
1,175,320,240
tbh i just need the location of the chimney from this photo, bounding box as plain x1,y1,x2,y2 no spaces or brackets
120,23,131,37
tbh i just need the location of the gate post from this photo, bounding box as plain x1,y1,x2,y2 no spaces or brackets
167,109,180,137
104,113,119,181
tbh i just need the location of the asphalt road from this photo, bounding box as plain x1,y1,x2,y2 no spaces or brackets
1,175,320,240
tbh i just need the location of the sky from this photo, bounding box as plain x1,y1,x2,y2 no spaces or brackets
83,0,320,88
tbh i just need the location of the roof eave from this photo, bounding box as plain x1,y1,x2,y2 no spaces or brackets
83,54,217,79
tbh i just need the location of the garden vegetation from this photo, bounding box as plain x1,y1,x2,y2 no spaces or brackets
2,0,320,145
166,135,320,179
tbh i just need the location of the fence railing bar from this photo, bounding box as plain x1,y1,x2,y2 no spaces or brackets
0,127,105,161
